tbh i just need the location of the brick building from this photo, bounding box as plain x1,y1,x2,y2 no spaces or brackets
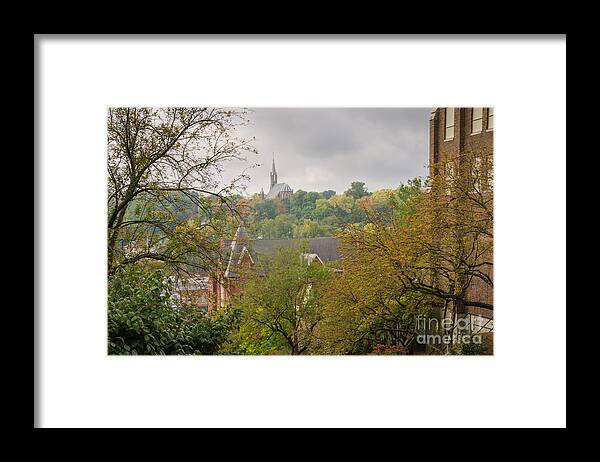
430,107,493,169
429,107,494,338
173,271,215,313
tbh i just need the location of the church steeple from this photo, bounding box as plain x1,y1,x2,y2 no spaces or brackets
264,152,293,201
270,152,278,188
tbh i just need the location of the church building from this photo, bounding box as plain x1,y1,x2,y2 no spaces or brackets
262,154,293,200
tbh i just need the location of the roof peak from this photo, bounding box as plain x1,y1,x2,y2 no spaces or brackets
251,236,338,242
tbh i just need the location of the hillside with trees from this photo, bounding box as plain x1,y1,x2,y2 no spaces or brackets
237,179,424,240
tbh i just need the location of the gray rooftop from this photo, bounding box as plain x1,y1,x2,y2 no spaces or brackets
251,237,340,262
224,226,341,278
265,182,292,199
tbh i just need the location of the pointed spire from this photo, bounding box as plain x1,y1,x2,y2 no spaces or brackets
270,152,278,188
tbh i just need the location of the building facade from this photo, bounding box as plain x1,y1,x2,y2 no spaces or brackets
429,107,493,171
173,272,215,314
429,107,494,340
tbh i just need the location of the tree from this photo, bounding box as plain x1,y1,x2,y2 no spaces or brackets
290,190,308,217
400,151,493,316
256,214,297,239
293,219,333,238
331,153,493,354
328,194,355,224
359,189,395,216
290,190,321,219
320,190,336,200
234,244,331,355
344,181,370,199
412,150,494,343
395,177,424,204
314,198,335,221
316,257,434,354
107,107,255,275
314,179,431,355
254,199,278,220
354,180,424,224
108,264,240,355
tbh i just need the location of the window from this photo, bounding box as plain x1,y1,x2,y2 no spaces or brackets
444,108,455,140
487,107,494,130
471,108,483,134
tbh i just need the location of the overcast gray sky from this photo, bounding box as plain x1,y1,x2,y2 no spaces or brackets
223,108,431,196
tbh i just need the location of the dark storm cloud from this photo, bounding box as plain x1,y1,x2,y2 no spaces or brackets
222,107,431,196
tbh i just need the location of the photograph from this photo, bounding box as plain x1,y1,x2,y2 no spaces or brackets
107,107,494,356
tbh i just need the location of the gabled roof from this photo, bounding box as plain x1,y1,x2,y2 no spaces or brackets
237,246,254,265
251,237,340,262
224,226,341,278
175,223,342,281
224,225,251,278
265,182,292,199
300,253,324,265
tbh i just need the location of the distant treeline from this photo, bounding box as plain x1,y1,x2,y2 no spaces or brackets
239,179,424,239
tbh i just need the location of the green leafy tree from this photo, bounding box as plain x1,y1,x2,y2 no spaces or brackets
293,219,333,238
254,199,278,220
393,178,424,220
314,198,335,221
344,181,370,200
311,177,433,355
290,190,321,219
320,160,493,355
257,214,297,239
328,194,355,224
108,264,240,355
107,107,255,275
320,190,336,200
234,244,331,355
290,190,308,217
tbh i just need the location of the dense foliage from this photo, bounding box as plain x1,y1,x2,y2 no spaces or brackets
107,107,255,275
229,244,332,355
241,179,424,240
108,265,240,355
319,152,493,355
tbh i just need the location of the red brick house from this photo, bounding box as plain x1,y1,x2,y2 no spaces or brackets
173,271,216,314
